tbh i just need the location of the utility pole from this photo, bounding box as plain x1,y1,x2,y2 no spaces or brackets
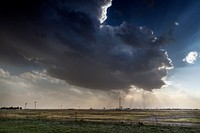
34,101,37,109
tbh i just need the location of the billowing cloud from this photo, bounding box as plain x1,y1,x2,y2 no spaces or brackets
183,51,198,64
99,0,112,23
0,0,174,91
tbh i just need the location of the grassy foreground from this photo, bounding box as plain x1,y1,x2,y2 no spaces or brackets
0,109,200,133
1,118,200,133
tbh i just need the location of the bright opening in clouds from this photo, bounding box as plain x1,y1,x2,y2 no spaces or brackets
183,51,198,64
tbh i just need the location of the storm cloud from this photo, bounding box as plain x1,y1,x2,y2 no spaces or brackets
0,0,173,91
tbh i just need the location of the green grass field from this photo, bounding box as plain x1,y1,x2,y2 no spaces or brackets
0,109,200,133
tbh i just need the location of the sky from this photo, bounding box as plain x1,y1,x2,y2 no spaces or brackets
0,0,200,109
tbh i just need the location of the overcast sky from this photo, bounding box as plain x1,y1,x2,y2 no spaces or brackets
0,0,200,109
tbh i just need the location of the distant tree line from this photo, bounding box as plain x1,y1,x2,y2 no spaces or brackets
1,107,22,110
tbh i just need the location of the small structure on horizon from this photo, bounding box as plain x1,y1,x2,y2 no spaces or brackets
116,97,131,111
119,97,122,109
25,103,27,109
116,97,123,110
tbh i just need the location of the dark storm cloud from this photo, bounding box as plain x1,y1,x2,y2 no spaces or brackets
0,0,173,91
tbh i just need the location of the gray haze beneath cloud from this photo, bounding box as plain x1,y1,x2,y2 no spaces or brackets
0,0,173,91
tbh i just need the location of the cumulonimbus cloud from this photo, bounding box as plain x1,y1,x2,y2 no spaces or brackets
0,0,174,91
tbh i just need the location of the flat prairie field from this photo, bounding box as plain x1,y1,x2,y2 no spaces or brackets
0,109,200,133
